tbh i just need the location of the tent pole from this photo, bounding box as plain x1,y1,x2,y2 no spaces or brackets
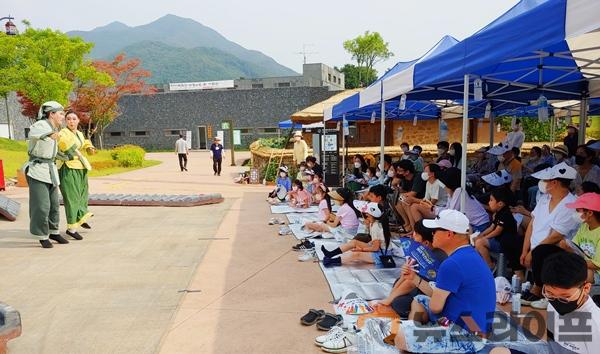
379,101,386,183
579,97,589,145
489,114,494,147
550,114,556,148
460,74,469,213
342,114,346,188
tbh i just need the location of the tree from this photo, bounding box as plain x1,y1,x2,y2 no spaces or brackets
343,31,393,87
71,54,157,148
336,64,378,89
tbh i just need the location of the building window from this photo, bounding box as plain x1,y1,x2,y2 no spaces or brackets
333,75,337,83
165,129,184,136
238,128,253,134
328,74,332,81
109,131,123,137
252,83,264,89
130,131,149,137
277,82,291,87
338,77,342,84
259,127,278,134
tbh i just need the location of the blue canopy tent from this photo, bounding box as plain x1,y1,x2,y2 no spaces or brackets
369,0,600,210
278,119,302,129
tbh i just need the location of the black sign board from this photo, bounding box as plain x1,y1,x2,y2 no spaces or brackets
321,129,340,187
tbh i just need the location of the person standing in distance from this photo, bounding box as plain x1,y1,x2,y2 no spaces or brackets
175,134,188,172
293,131,308,166
210,136,225,176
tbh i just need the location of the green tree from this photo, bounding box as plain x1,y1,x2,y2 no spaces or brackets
336,64,378,89
343,31,393,87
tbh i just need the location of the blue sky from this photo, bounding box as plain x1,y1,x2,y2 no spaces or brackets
8,0,518,75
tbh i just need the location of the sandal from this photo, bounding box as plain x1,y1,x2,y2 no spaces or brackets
300,309,325,326
316,313,343,331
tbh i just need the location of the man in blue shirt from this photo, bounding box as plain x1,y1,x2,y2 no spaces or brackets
395,209,496,353
210,136,225,176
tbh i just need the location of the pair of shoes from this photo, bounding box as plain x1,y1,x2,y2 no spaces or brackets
300,309,325,326
268,218,283,225
316,326,356,353
81,222,91,229
218,173,221,176
39,239,53,248
184,167,188,171
292,239,314,251
49,234,69,244
521,292,542,306
321,245,342,258
278,226,292,236
298,249,317,262
531,298,549,310
323,257,342,268
66,230,83,240
214,172,217,176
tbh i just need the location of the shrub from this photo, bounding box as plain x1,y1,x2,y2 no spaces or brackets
110,145,146,167
90,160,119,170
258,137,288,149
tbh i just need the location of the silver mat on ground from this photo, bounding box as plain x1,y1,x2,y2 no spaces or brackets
0,195,20,222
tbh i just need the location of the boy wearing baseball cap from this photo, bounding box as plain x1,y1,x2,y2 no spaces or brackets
395,210,495,353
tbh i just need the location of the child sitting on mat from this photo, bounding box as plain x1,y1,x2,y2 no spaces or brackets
287,179,312,208
304,188,360,236
321,201,397,267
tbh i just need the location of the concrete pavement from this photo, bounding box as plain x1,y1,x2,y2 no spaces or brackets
0,151,333,353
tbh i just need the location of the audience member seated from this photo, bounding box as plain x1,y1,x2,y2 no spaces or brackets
523,146,543,177
435,141,450,163
394,160,426,234
520,163,580,309
476,169,513,206
551,144,573,166
365,167,381,186
321,202,398,267
406,148,424,173
580,181,600,196
287,179,312,208
540,144,556,165
574,144,600,194
449,141,462,168
542,252,600,354
467,146,496,183
394,210,495,354
474,187,525,281
489,143,522,194
305,155,322,176
400,142,411,160
304,188,360,236
524,162,553,210
370,220,447,319
409,163,448,224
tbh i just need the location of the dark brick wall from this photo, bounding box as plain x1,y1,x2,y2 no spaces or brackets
103,86,336,150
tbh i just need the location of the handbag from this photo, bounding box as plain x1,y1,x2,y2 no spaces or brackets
379,244,396,268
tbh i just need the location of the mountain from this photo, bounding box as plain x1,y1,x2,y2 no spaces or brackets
112,41,283,84
67,14,298,82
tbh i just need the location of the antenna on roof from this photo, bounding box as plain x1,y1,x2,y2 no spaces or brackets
294,44,318,64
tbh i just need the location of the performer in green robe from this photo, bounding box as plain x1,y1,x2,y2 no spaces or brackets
22,101,70,248
58,110,96,240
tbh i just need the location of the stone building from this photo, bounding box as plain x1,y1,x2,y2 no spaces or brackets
102,86,337,150
0,92,31,140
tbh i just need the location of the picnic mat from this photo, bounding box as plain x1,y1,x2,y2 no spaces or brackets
60,193,224,207
0,195,20,222
286,212,322,225
270,204,339,214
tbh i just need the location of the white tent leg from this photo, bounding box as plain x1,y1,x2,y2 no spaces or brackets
342,115,346,188
579,97,589,145
379,100,386,183
460,74,469,213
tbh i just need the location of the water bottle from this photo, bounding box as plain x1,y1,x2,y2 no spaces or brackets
523,281,532,293
511,274,521,294
512,293,521,314
496,253,507,278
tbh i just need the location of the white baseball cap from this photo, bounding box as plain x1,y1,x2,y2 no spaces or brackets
279,166,289,173
487,143,511,156
530,161,577,180
423,209,470,234
293,131,302,137
353,200,383,218
482,170,512,186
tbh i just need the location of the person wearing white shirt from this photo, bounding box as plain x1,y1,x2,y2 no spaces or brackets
175,134,189,172
542,252,600,354
520,162,581,307
505,118,525,150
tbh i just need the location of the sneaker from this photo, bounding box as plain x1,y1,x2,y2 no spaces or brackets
521,292,542,306
81,222,91,229
315,326,344,347
298,249,317,262
531,298,548,310
321,330,356,353
292,240,314,251
49,234,70,244
39,239,53,248
278,226,292,236
66,230,83,240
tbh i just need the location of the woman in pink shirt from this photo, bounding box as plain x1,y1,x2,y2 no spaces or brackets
304,187,360,236
287,179,312,208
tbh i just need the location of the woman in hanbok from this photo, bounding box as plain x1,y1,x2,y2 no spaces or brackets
57,110,96,240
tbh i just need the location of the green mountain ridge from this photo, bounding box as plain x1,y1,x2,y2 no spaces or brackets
67,14,298,82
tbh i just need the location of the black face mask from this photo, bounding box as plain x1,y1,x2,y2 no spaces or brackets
549,290,584,316
575,155,586,165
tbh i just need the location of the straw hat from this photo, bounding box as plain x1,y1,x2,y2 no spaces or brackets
551,144,569,156
328,190,344,201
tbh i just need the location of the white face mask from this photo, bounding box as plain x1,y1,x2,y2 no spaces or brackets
376,171,382,178
354,162,361,168
497,156,505,163
387,169,395,177
292,186,298,191
294,137,301,141
538,180,548,194
279,172,286,178
448,149,455,156
437,149,445,156
572,212,585,224
421,172,430,181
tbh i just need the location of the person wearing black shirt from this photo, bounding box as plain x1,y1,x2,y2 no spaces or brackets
395,160,426,234
564,125,579,157
305,156,322,176
474,187,524,280
436,141,451,163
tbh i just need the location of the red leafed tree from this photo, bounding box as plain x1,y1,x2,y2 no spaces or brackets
71,53,157,148
17,92,40,122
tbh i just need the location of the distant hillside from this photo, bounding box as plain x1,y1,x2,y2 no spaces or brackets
67,14,298,82
112,41,283,83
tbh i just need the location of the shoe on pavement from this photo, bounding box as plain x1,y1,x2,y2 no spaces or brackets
315,326,344,347
39,239,53,248
531,298,548,310
66,230,83,240
292,239,314,251
278,226,292,235
321,330,356,353
298,249,317,262
81,222,91,229
521,292,542,306
49,234,70,244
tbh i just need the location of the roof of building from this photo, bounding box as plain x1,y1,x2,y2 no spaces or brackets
290,89,362,124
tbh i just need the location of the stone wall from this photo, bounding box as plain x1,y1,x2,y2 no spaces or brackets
0,92,31,140
391,119,507,145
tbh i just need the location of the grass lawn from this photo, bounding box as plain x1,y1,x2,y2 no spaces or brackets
0,138,161,179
